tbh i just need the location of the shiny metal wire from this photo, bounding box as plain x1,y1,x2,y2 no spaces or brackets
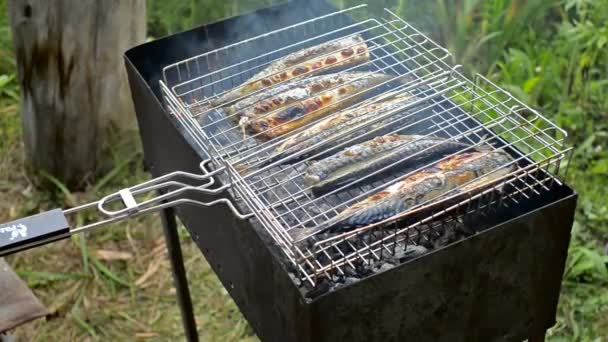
160,5,571,286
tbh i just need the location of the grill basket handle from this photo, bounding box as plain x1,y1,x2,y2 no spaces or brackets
0,209,71,256
0,160,251,256
96,160,250,219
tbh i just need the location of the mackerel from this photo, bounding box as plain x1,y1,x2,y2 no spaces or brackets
291,150,514,241
258,92,419,167
230,72,382,122
242,72,397,140
304,135,473,192
210,34,369,107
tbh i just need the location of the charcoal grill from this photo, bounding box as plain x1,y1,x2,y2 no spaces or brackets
0,1,577,341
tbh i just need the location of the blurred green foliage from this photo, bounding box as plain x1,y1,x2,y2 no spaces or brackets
0,0,11,75
147,0,280,37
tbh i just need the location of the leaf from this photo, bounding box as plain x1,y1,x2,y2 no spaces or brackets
89,254,130,287
565,246,608,282
39,170,77,207
476,31,503,49
591,159,608,174
523,76,541,94
16,271,89,287
70,309,98,338
135,257,163,287
0,74,14,88
94,249,133,261
91,151,139,193
135,333,160,339
598,35,607,49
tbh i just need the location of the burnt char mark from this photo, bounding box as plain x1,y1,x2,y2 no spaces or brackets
292,66,309,76
311,83,323,92
325,56,337,64
341,47,354,57
275,104,307,123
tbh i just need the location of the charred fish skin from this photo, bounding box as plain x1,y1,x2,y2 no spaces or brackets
304,135,473,192
338,151,514,227
245,72,395,140
291,151,514,242
210,34,369,107
251,35,369,84
304,135,419,184
264,93,419,166
226,74,334,118
231,72,380,122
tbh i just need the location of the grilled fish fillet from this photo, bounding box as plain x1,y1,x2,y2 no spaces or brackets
304,135,473,192
242,72,396,140
291,150,514,241
210,34,369,107
259,92,419,167
230,72,381,122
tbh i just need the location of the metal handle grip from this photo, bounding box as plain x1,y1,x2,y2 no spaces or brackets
0,209,71,256
0,160,251,256
95,160,249,219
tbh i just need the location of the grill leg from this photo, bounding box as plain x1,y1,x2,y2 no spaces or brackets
529,330,546,342
159,205,199,342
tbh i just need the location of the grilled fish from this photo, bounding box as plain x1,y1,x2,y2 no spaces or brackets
242,72,396,140
229,72,381,122
304,135,473,192
291,150,514,241
210,34,369,107
259,92,419,167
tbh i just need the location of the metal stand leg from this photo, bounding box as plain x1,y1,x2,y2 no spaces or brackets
159,206,199,342
529,330,546,342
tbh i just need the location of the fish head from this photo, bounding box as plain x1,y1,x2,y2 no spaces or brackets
303,161,328,185
248,117,269,134
437,150,515,185
465,151,514,175
436,152,481,171
342,189,393,215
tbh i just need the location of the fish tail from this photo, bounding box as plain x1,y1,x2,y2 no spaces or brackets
239,117,250,140
289,211,353,243
473,134,494,152
223,106,236,117
210,88,242,108
289,226,322,243
253,158,273,170
395,73,416,85
289,214,348,242
254,153,283,170
234,163,250,175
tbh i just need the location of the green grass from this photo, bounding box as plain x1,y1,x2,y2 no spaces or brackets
1,0,608,340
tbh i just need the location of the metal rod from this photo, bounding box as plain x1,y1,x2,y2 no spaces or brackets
159,203,199,342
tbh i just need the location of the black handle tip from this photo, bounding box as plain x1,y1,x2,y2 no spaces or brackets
0,209,70,256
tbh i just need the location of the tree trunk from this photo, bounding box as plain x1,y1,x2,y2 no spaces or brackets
9,0,146,188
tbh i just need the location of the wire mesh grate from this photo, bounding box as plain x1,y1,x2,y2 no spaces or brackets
159,5,571,287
